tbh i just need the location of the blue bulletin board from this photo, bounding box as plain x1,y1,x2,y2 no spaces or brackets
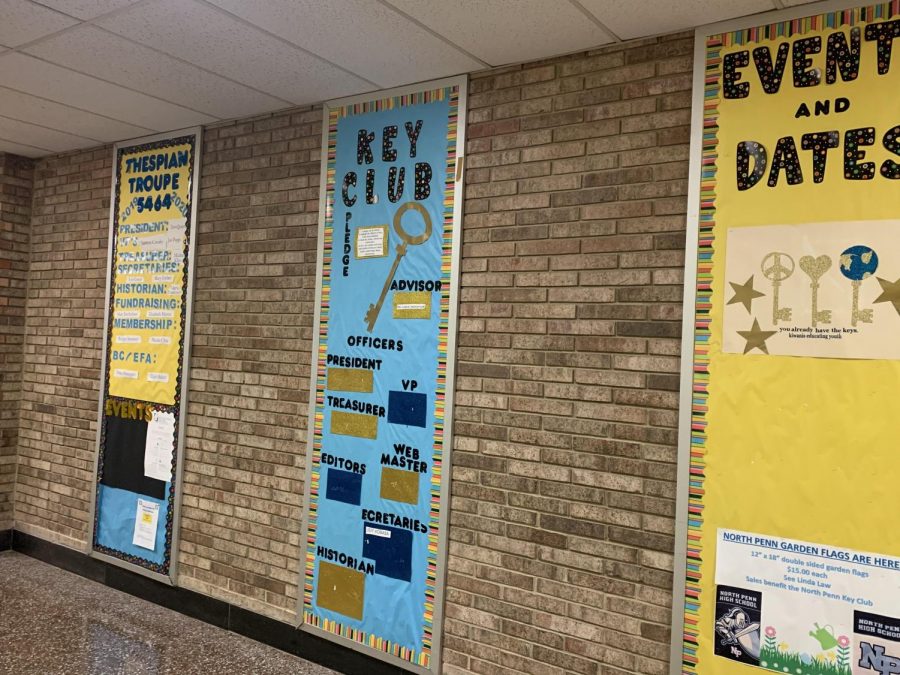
300,77,466,672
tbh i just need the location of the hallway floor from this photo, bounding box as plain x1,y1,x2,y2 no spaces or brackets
0,552,338,675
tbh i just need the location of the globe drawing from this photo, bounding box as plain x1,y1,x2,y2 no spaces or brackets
838,245,878,281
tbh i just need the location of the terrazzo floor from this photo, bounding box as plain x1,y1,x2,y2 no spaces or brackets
0,552,338,675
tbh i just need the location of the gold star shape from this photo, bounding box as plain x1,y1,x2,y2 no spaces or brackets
737,318,777,355
727,275,765,313
873,276,900,316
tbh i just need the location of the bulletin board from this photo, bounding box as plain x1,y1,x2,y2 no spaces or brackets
672,2,900,674
89,128,201,582
299,76,466,673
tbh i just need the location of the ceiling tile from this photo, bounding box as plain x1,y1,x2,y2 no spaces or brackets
24,25,288,118
0,137,50,158
0,0,78,47
96,0,373,105
0,53,215,131
386,0,613,66
0,115,96,153
206,0,484,87
34,0,141,20
0,86,153,142
579,0,775,39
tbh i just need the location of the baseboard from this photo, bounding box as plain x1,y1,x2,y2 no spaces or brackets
11,530,406,675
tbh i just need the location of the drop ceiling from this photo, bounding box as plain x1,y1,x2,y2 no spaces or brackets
0,0,823,158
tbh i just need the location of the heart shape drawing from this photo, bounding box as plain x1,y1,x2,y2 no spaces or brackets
799,254,832,280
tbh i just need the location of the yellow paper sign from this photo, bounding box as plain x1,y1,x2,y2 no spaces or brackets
108,141,194,405
392,291,431,320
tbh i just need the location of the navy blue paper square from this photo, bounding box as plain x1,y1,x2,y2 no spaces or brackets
325,468,362,506
362,523,412,582
387,391,427,428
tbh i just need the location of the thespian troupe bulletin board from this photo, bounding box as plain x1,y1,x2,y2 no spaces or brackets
89,128,201,582
299,76,466,673
673,2,900,674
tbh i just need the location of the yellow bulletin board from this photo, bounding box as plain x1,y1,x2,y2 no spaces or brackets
673,3,900,674
107,142,194,405
89,128,201,582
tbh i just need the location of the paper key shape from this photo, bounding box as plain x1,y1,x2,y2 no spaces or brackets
799,255,833,327
799,254,831,280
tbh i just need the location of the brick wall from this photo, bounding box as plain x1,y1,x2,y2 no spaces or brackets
0,154,33,530
442,34,690,675
9,32,692,674
177,107,321,620
15,148,110,546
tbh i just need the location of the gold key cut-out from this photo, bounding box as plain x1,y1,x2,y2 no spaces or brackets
838,246,878,327
850,280,874,327
364,202,433,332
761,252,794,325
799,255,832,327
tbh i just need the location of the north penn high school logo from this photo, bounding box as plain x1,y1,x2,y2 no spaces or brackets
859,642,900,675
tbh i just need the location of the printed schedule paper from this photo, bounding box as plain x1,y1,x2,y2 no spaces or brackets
132,499,160,551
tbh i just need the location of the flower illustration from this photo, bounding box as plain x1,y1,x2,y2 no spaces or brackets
838,635,850,648
765,626,777,638
778,642,789,652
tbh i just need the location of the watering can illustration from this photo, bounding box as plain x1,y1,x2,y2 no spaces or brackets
809,623,839,650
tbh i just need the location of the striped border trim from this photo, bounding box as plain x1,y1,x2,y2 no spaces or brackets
680,31,719,674
681,4,900,672
721,0,900,45
303,85,459,669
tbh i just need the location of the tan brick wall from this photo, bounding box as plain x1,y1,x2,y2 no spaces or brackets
0,154,33,530
10,32,692,673
442,34,691,675
15,148,110,546
177,107,321,620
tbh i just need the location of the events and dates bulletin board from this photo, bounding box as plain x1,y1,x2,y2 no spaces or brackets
674,2,900,674
89,129,201,581
300,77,466,673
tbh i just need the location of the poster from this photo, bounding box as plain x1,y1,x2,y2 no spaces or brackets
133,499,160,550
723,221,900,359
677,4,900,674
715,529,900,675
91,130,200,577
301,78,465,672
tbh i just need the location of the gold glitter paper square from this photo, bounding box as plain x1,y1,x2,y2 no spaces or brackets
330,411,378,439
392,291,431,320
316,561,365,620
327,368,373,393
355,225,388,259
380,467,419,505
